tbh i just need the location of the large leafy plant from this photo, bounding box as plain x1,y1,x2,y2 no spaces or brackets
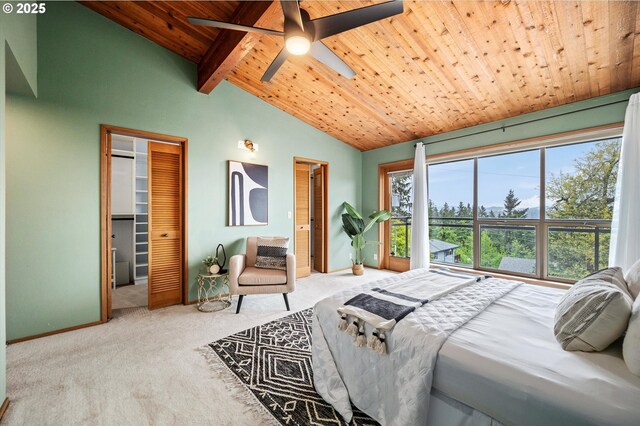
341,202,391,265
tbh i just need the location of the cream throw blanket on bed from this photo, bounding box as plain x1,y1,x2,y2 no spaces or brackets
336,268,487,353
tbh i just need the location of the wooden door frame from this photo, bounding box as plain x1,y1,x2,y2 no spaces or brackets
293,157,329,273
100,125,189,322
378,159,414,272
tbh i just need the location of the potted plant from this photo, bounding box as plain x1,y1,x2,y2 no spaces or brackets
341,201,391,275
202,255,219,274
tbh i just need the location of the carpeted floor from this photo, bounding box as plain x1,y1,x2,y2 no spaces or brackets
4,268,395,425
206,308,377,425
112,283,148,310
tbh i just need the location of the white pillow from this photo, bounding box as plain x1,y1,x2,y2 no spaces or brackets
554,268,633,352
623,297,640,375
624,258,640,299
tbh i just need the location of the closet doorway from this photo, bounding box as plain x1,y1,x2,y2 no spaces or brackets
100,125,188,321
293,158,329,278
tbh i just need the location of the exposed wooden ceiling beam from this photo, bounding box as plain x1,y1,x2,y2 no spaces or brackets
197,1,280,94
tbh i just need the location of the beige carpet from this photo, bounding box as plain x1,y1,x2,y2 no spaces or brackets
4,268,395,425
112,284,148,310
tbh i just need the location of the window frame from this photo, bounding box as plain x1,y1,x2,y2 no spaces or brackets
378,123,623,282
379,159,414,272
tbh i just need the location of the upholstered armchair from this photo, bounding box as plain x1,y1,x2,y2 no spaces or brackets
229,237,296,314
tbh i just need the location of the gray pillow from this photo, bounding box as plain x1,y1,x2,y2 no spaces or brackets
255,237,289,271
554,267,633,352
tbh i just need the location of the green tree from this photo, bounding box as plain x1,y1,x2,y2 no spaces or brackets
546,140,619,220
501,189,529,218
545,139,620,279
391,173,412,217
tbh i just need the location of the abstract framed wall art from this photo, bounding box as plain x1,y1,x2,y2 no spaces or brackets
228,161,268,226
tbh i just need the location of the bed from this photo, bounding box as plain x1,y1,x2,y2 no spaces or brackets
312,268,640,426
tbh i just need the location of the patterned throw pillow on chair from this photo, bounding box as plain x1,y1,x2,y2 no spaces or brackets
255,237,289,271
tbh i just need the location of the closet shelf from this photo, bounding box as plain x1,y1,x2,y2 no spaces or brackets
135,176,148,180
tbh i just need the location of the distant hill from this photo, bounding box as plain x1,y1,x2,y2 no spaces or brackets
484,206,540,219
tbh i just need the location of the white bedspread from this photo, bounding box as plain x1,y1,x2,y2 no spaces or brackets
312,268,520,425
434,284,640,426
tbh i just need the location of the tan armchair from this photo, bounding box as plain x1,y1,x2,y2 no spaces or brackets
229,237,296,314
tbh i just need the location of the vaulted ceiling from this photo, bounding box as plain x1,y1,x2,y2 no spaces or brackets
81,1,640,151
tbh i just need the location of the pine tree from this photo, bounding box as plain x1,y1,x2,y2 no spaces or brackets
498,190,533,257
428,199,438,217
501,189,529,218
391,174,412,217
442,202,452,218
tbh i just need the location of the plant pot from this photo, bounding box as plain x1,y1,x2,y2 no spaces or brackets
209,264,220,274
352,264,364,276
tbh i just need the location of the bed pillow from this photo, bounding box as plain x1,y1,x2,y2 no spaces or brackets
554,267,633,352
255,237,289,271
624,258,640,300
623,297,640,375
582,266,632,296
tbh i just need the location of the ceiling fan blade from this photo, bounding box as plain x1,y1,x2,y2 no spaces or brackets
187,17,283,37
309,41,356,79
280,0,304,30
310,0,403,41
261,48,290,82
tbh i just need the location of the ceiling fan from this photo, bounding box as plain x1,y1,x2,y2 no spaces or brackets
188,0,404,82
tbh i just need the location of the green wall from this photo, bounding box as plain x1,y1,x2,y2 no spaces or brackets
5,2,361,340
361,88,639,267
1,5,38,406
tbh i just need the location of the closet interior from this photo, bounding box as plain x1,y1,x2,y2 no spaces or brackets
111,134,149,309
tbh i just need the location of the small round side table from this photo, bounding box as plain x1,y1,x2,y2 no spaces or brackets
196,272,231,312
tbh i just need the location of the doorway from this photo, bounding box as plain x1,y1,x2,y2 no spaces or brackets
293,158,329,278
100,125,188,321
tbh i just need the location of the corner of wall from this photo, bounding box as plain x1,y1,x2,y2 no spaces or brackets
1,12,37,97
0,9,38,406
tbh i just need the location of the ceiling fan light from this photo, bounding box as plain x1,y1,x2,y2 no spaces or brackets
285,34,311,55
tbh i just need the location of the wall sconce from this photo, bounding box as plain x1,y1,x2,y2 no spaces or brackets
237,139,259,158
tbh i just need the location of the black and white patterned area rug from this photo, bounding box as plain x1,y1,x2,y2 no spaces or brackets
204,308,378,426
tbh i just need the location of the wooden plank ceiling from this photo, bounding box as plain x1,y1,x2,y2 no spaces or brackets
81,1,640,151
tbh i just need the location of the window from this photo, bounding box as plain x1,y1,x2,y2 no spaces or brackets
544,139,619,280
389,171,413,258
382,130,622,282
477,150,539,275
428,159,474,266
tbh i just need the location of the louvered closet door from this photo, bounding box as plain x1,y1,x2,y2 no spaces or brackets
148,142,183,309
295,163,311,278
313,167,325,273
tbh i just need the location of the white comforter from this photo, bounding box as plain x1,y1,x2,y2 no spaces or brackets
312,268,520,425
314,273,640,426
434,284,640,426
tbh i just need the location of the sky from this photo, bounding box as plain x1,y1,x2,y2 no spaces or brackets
424,139,617,216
